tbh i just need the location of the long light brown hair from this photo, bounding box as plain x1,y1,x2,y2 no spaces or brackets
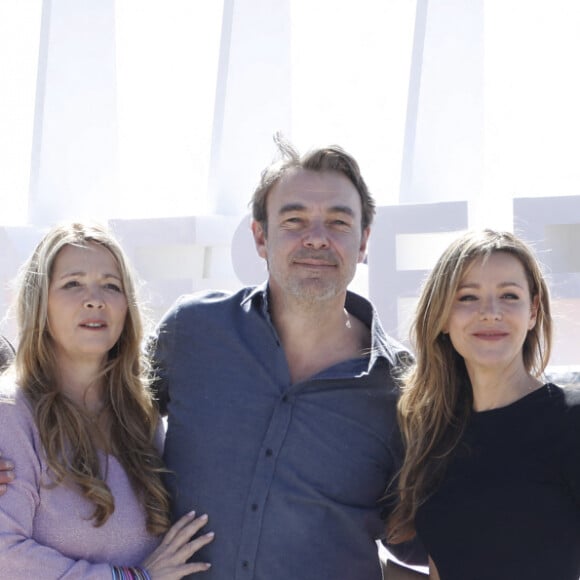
15,222,170,534
387,229,552,542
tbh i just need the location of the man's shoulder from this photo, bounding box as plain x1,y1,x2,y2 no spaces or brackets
379,331,413,358
166,286,260,315
376,333,414,381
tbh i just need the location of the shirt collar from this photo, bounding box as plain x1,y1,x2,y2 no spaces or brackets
344,291,408,369
241,281,269,315
240,283,409,370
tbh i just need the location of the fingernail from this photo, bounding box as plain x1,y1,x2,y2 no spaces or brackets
200,513,208,521
205,531,215,538
187,510,196,517
0,484,6,493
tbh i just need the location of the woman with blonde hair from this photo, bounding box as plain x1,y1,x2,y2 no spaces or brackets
388,229,580,579
0,222,213,578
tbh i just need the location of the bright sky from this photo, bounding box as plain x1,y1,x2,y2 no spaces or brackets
1,1,579,226
0,0,42,224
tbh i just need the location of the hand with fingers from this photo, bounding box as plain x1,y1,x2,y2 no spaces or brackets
0,454,15,495
141,511,215,579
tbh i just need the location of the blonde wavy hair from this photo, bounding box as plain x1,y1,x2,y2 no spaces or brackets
387,229,552,542
15,222,170,534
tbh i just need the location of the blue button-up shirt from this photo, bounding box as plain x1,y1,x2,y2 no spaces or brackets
153,284,414,580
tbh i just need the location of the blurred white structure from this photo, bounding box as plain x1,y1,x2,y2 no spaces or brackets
29,0,118,225
0,0,579,368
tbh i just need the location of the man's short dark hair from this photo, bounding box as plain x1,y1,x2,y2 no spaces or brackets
250,134,376,233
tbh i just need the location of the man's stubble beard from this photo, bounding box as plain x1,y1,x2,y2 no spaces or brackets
269,261,357,308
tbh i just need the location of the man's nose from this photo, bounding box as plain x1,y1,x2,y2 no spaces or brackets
303,222,329,249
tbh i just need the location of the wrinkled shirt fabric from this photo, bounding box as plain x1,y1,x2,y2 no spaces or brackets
154,284,414,580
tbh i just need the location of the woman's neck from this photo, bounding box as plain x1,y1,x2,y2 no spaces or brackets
55,357,106,414
469,365,543,412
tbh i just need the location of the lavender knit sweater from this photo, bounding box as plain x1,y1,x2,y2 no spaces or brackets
0,385,161,579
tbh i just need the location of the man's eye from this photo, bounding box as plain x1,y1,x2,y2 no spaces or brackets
283,217,303,226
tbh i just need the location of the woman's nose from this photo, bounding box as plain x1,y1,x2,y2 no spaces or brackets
479,297,501,320
84,288,104,309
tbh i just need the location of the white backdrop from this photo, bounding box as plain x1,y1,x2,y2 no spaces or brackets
0,0,579,366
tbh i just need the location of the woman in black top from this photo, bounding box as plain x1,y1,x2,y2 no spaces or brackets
388,229,580,579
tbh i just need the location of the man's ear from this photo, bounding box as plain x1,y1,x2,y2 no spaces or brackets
251,220,268,260
358,227,371,263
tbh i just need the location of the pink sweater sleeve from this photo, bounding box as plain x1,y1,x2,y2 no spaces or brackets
0,389,117,579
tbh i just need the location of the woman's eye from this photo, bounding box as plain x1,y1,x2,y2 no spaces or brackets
502,292,519,300
63,280,80,289
105,283,122,292
458,294,477,302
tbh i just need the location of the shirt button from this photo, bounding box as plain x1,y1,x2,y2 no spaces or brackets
251,503,258,511
282,394,289,402
242,560,249,568
265,448,273,457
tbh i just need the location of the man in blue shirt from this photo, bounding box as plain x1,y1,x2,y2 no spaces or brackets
153,136,422,579
0,137,424,578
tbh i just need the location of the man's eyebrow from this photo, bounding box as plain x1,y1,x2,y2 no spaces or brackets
278,203,306,214
328,205,355,217
278,203,355,216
